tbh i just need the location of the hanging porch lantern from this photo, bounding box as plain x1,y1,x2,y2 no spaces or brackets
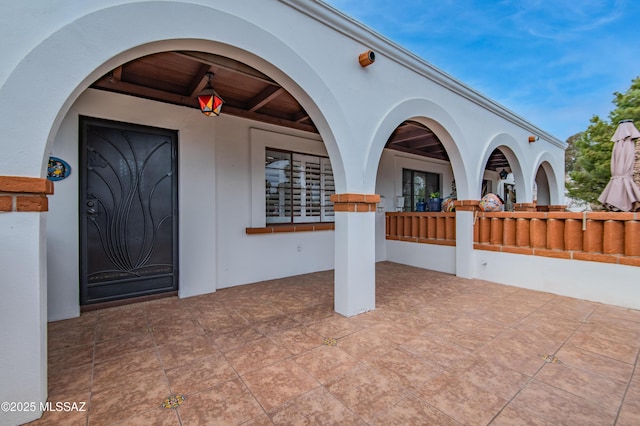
196,72,224,116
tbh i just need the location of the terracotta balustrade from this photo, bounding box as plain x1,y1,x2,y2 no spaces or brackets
385,212,456,246
473,211,640,266
385,210,640,267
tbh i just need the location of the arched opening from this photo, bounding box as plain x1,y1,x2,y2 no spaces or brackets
374,118,460,275
478,134,527,211
45,45,345,319
482,148,517,211
91,51,318,133
384,120,454,212
534,165,551,209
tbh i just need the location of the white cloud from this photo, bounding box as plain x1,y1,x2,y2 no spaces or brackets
323,0,640,140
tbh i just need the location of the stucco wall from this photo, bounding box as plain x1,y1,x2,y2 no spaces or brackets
475,250,640,310
0,1,569,423
47,89,336,321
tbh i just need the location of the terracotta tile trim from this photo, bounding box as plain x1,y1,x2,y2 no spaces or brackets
246,223,335,234
385,212,456,217
513,202,537,212
474,243,640,265
453,199,480,211
0,175,53,212
0,175,54,194
330,193,380,213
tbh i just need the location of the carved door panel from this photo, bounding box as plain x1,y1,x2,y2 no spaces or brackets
79,117,178,305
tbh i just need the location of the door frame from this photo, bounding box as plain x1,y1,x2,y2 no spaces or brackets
78,116,179,306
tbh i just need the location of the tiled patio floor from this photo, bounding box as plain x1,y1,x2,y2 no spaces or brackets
30,262,640,425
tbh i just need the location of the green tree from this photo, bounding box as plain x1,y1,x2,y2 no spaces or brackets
564,132,581,174
566,76,640,205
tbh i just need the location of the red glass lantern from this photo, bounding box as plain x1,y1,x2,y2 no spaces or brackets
196,72,224,116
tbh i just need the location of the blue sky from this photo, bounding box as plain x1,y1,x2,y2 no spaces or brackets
322,0,640,141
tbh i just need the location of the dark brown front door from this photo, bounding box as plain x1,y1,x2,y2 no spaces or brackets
79,117,178,305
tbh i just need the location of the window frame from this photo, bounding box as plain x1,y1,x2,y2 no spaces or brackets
265,147,335,224
402,168,441,212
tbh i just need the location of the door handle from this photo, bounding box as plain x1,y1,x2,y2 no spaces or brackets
87,208,97,216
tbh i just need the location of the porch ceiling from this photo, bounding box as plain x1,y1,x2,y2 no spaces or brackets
92,51,507,170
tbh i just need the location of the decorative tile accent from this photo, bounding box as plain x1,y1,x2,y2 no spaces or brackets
322,337,338,346
161,394,186,409
542,354,561,364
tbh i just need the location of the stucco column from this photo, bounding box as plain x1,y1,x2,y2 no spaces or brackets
454,200,480,279
331,193,379,317
0,176,52,425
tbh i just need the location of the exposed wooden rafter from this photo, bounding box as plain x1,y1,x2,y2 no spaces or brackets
91,51,505,171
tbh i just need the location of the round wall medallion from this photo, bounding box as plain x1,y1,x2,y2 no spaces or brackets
47,156,71,181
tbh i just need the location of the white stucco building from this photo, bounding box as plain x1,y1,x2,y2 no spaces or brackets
2,1,638,424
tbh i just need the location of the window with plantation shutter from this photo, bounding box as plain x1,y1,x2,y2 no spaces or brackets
265,149,334,224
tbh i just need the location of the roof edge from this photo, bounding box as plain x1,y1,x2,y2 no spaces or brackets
278,0,567,149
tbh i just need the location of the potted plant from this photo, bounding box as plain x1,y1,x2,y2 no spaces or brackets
427,191,442,212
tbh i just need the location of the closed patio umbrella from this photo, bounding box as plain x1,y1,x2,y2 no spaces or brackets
598,119,640,211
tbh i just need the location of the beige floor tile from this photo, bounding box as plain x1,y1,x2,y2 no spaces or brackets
306,315,363,339
225,337,292,375
618,377,640,425
151,318,207,346
579,321,640,344
92,348,164,392
294,345,361,385
241,412,275,425
429,317,505,350
253,314,302,336
489,403,556,426
475,331,551,376
270,326,323,355
156,333,218,368
555,344,634,383
288,304,335,325
48,322,95,352
177,378,264,425
449,355,530,401
47,363,93,398
269,385,363,425
211,324,264,352
325,365,407,423
512,379,617,425
372,395,460,426
165,352,238,396
88,374,171,425
242,359,320,412
94,314,148,341
365,347,442,392
413,371,507,426
400,334,471,369
41,263,640,425
338,327,400,363
110,406,182,425
566,330,639,364
47,343,94,372
534,362,627,412
93,331,155,364
467,302,532,327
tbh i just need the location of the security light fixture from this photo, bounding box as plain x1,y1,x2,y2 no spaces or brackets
196,72,224,116
358,50,375,67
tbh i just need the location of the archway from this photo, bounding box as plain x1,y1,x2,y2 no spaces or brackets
479,134,528,210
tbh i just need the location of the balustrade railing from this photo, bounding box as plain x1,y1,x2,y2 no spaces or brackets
473,211,640,266
385,212,456,246
385,211,640,266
